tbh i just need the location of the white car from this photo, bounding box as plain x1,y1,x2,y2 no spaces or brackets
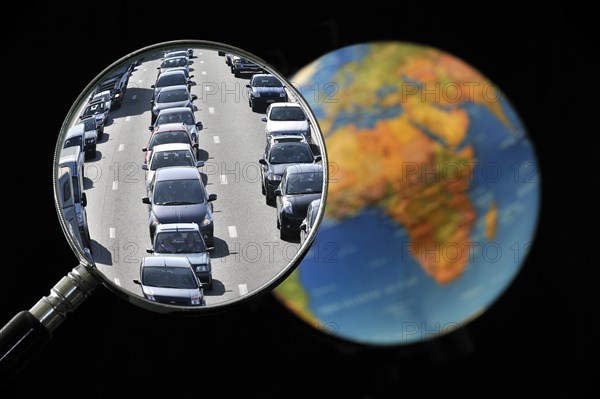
262,102,311,141
90,90,112,112
142,143,203,194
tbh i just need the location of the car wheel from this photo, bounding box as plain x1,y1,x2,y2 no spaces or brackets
261,182,265,195
266,192,273,205
277,217,280,229
251,102,258,112
234,71,240,78
279,225,289,240
90,147,96,159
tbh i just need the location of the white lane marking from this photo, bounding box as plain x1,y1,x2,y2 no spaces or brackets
125,116,131,122
220,175,228,185
137,79,143,84
114,278,121,286
208,107,215,114
197,52,202,55
200,60,204,64
109,228,116,239
238,284,248,295
228,226,237,238
112,181,118,190
143,68,147,72
119,144,125,151
206,86,212,92
202,71,207,75
132,94,137,100
213,136,220,144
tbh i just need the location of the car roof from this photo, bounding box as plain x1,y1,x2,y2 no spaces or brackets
153,122,188,133
158,85,189,93
157,69,187,78
141,256,191,268
284,163,323,175
59,146,82,164
65,124,85,139
155,166,200,181
156,223,201,233
157,107,193,116
151,143,193,153
164,50,188,56
163,56,187,63
269,102,301,109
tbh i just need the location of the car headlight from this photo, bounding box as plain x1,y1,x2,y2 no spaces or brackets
268,174,282,182
282,200,293,214
146,293,156,301
114,93,121,99
150,214,159,227
191,295,201,305
201,212,212,226
196,265,209,273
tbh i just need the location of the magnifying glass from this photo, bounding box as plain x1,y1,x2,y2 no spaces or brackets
0,40,327,381
274,41,540,347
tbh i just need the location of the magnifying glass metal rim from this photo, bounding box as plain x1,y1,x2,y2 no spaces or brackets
52,39,329,314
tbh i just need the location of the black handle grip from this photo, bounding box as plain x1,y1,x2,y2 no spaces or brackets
0,311,51,384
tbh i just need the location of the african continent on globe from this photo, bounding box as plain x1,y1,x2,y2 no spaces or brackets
275,42,539,345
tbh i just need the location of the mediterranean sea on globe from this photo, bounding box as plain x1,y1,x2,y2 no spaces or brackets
273,42,540,345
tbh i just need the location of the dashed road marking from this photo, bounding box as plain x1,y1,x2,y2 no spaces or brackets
238,284,248,295
143,68,147,72
208,107,215,114
202,71,207,75
112,181,118,190
110,228,116,239
213,136,220,144
220,175,228,185
125,116,131,122
119,144,125,151
200,60,204,64
228,226,238,238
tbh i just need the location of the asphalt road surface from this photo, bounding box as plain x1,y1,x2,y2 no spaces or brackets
62,48,312,306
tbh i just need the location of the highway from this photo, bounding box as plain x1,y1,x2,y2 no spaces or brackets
66,48,309,306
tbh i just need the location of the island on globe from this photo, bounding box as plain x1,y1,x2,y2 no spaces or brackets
274,42,540,345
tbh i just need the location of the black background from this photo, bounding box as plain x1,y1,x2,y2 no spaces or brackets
1,6,595,398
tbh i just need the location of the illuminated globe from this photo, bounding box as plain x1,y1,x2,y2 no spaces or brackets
274,42,540,345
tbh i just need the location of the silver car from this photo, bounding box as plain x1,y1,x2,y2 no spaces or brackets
150,85,197,124
142,143,203,194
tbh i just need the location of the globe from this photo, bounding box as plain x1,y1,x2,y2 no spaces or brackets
274,42,540,345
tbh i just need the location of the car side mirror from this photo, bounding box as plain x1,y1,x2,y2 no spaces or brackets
299,223,307,232
148,126,154,131
133,280,142,285
196,161,205,168
208,194,217,202
156,66,160,69
258,159,267,165
274,189,282,196
261,117,267,122
142,197,151,204
142,147,148,152
314,155,322,162
81,192,87,208
196,121,203,130
150,85,155,89
146,248,154,254
141,164,148,171
190,74,194,78
192,143,199,148
245,84,250,88
191,94,198,101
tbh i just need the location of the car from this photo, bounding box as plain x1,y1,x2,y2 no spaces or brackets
57,165,85,251
142,166,217,246
150,85,197,124
58,145,90,249
151,70,193,101
299,198,321,245
158,66,192,79
142,143,203,193
89,65,132,109
246,74,288,112
275,163,323,239
163,50,190,60
133,256,205,306
80,98,109,130
262,102,311,141
89,90,112,113
224,52,234,66
157,56,190,75
143,123,200,164
149,107,203,143
231,56,263,77
259,139,321,205
165,48,193,58
64,122,97,159
146,223,212,289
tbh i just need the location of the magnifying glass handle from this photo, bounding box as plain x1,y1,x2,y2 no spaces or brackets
0,264,98,384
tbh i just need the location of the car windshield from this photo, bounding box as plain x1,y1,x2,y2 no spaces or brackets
157,111,194,125
158,89,188,103
161,58,187,68
81,118,96,131
142,266,198,289
268,144,314,164
286,172,323,195
153,179,205,205
156,74,186,87
154,231,207,254
253,76,283,87
269,107,305,121
93,93,110,102
148,131,191,150
82,103,104,117
150,149,194,170
63,136,82,149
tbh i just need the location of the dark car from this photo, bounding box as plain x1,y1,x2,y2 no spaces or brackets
143,123,199,164
231,56,263,77
149,107,203,144
150,85,197,124
259,139,321,205
133,256,205,306
275,163,323,239
80,98,108,130
300,198,321,245
89,64,132,109
246,74,287,112
151,70,193,101
147,223,212,289
142,166,217,246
